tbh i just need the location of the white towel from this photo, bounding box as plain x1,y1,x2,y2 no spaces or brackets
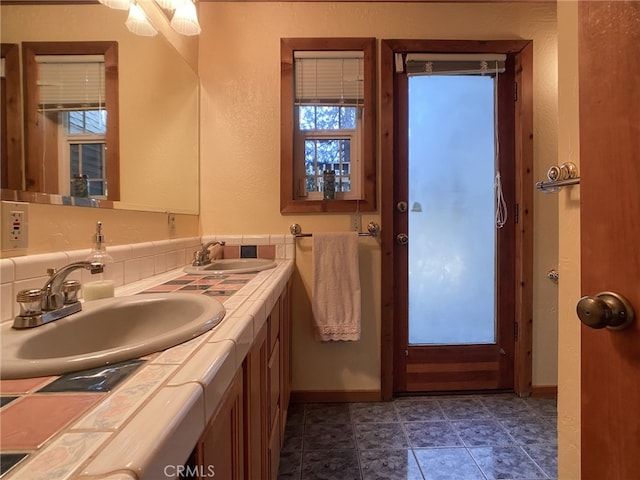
312,232,361,341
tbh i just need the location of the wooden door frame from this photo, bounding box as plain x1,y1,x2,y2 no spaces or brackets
379,39,534,400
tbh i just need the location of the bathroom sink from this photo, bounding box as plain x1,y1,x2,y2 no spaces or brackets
0,293,225,379
183,258,276,275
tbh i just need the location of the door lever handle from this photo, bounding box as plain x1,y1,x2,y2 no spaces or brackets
576,291,635,330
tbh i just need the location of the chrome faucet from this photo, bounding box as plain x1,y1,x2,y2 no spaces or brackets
192,241,225,267
13,261,104,329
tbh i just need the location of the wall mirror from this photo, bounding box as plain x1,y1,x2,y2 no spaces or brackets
1,2,199,214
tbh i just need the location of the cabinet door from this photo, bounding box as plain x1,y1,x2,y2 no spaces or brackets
268,404,281,480
279,282,292,441
243,322,268,480
268,299,281,354
199,370,244,480
268,338,281,432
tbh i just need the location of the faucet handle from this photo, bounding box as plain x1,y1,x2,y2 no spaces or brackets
62,280,81,304
16,289,43,316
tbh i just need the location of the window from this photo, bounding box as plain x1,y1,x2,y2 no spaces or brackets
281,38,376,213
66,110,108,197
37,54,108,197
22,42,119,200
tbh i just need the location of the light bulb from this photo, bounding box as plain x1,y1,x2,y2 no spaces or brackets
170,0,201,36
126,3,158,37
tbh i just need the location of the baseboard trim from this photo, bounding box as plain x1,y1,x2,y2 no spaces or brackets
290,390,382,403
530,385,557,398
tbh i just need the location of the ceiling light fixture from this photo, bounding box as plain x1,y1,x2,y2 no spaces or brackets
170,0,201,36
125,3,158,37
99,0,201,37
155,0,182,10
98,0,131,10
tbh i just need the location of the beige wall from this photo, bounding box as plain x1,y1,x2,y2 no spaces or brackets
0,204,198,257
197,2,559,392
557,2,581,478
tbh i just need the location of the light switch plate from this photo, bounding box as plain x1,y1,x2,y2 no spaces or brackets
351,213,362,233
2,201,29,250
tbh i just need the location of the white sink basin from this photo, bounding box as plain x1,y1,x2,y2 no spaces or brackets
0,293,225,379
183,258,276,275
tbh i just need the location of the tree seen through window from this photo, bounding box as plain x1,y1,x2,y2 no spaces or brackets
299,105,355,194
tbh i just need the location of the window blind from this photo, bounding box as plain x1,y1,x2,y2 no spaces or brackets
36,55,105,111
294,51,364,106
405,53,506,76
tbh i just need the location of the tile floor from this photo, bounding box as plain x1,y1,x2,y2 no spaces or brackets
277,394,557,480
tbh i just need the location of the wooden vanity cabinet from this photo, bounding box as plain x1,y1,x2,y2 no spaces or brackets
243,321,268,479
243,282,292,480
191,282,291,480
279,281,292,441
194,369,244,480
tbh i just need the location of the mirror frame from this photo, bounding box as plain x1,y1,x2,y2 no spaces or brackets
22,41,120,200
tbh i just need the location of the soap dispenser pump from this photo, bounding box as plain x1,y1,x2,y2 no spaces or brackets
84,221,115,301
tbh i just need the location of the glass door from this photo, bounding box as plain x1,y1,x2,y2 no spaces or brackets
408,75,496,346
393,55,517,393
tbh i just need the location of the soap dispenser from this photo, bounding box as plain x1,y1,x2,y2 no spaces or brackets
84,221,115,301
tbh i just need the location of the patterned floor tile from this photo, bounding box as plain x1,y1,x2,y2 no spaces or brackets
354,422,408,450
279,394,558,480
301,449,361,480
303,423,355,450
351,402,399,423
469,445,549,479
404,421,463,448
452,419,514,447
438,397,493,420
394,398,446,422
278,449,302,480
478,394,538,419
305,403,351,424
500,416,557,445
359,449,424,480
413,447,485,480
523,443,558,478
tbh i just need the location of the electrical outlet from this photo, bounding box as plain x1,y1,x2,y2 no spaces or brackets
2,201,29,250
351,214,362,232
167,213,176,237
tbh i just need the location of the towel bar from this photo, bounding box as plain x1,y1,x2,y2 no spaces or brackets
290,222,380,238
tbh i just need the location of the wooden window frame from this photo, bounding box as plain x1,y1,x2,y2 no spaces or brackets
22,41,120,200
280,37,376,213
1,43,22,191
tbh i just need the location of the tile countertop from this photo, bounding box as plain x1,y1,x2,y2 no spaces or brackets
0,259,294,480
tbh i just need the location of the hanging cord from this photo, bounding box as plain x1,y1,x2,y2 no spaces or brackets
495,172,508,228
493,61,507,229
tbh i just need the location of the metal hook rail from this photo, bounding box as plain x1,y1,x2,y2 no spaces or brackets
536,177,581,193
536,161,581,193
290,222,380,238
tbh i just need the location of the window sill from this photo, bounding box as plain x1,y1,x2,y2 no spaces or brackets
280,198,376,214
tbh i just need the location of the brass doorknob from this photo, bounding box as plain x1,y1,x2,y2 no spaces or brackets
396,233,408,246
576,291,635,330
